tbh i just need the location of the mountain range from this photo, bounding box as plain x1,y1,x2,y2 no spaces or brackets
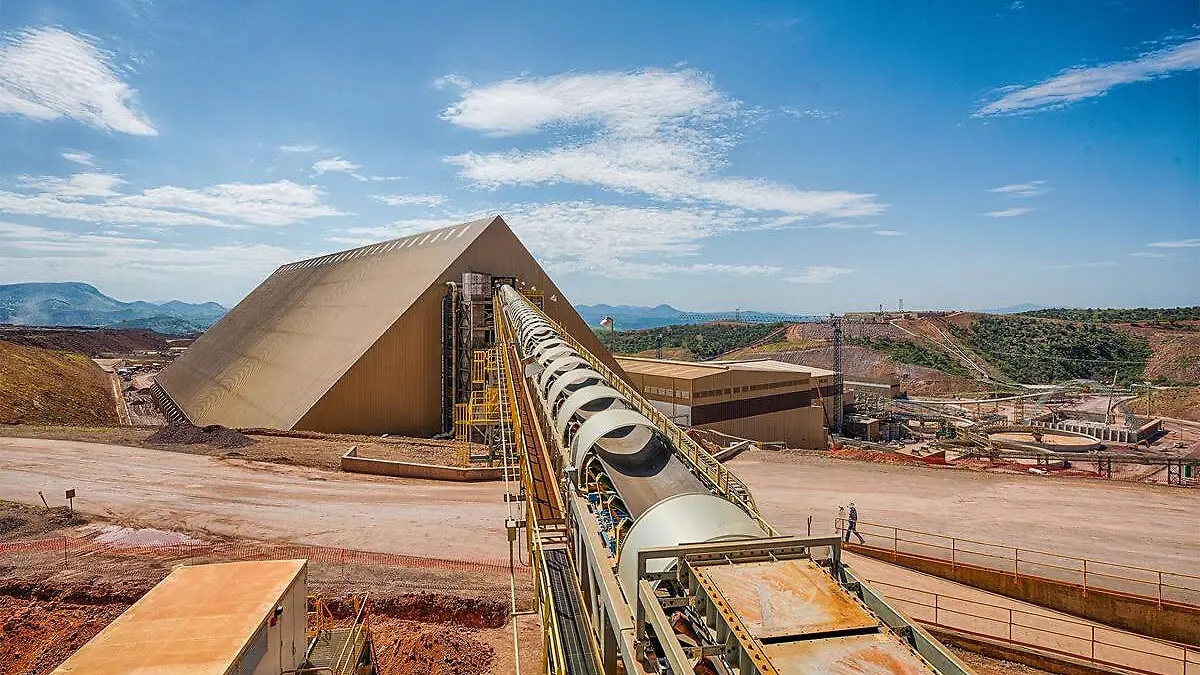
574,303,818,330
0,282,226,334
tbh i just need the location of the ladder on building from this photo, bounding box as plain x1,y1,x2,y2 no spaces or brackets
492,335,522,483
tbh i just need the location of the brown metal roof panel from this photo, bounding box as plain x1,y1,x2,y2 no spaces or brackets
52,560,305,675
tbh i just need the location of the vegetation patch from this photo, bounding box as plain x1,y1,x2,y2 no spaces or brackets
952,316,1151,384
1020,307,1200,323
599,322,787,360
846,337,971,377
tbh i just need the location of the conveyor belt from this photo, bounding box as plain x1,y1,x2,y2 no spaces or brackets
545,549,602,675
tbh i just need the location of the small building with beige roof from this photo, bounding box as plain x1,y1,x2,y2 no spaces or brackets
614,356,838,449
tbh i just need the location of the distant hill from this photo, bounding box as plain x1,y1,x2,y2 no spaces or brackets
575,303,816,330
0,282,225,334
980,303,1047,314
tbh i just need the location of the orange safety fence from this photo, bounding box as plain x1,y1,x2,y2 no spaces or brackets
0,536,531,576
837,518,1200,608
867,578,1200,675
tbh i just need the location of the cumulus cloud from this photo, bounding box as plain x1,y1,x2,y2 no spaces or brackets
280,143,319,153
441,69,884,219
61,150,96,166
0,27,156,135
313,156,361,176
977,37,1200,116
984,207,1035,218
0,220,306,303
20,172,124,198
0,173,348,227
371,193,447,207
312,156,403,182
784,266,855,284
989,180,1047,198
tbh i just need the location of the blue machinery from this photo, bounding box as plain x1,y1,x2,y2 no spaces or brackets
495,285,975,675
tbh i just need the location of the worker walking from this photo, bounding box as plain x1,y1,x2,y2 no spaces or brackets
844,502,865,544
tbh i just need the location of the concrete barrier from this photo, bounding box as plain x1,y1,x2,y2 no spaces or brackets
340,447,503,482
849,545,1200,646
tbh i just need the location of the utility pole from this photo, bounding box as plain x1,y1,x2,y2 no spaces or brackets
831,315,844,435
1104,371,1118,426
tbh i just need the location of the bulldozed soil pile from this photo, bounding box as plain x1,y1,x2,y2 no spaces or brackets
0,341,117,426
147,423,253,449
0,504,85,542
373,619,494,675
327,592,508,629
830,447,926,465
0,595,128,675
0,326,175,357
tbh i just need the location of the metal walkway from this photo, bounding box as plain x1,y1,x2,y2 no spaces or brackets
545,549,602,675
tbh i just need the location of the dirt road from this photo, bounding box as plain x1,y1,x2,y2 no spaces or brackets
733,450,1198,575
0,437,509,560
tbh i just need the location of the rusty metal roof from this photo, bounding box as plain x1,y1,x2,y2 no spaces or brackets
698,559,878,639
52,560,306,675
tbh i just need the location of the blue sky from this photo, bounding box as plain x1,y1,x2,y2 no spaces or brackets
0,0,1196,313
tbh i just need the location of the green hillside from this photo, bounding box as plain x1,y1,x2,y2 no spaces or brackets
951,316,1151,384
1019,307,1200,323
599,322,787,360
847,337,971,377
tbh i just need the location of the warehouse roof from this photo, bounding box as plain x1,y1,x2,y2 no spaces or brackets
716,359,838,378
616,356,834,382
52,560,306,675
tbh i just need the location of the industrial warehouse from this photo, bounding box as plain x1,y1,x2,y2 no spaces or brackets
615,356,837,449
3,218,1197,675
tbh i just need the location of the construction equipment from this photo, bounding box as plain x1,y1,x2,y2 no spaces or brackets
495,285,974,675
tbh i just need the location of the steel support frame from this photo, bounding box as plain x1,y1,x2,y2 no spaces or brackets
630,536,843,675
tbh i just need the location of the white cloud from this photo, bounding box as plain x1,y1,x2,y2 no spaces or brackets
802,221,877,230
20,172,124,197
61,150,96,166
984,207,1035,218
874,229,905,236
0,220,305,303
1044,261,1118,269
280,143,319,153
784,266,855,284
325,201,800,280
989,180,1046,198
1129,251,1168,258
780,107,839,120
313,156,361,176
442,69,884,219
977,37,1200,116
0,173,348,227
1147,238,1200,248
311,156,403,182
372,193,447,207
0,27,156,135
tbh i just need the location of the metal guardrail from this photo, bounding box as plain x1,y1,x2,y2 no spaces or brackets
496,304,601,675
517,302,775,536
868,578,1199,675
840,519,1200,608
